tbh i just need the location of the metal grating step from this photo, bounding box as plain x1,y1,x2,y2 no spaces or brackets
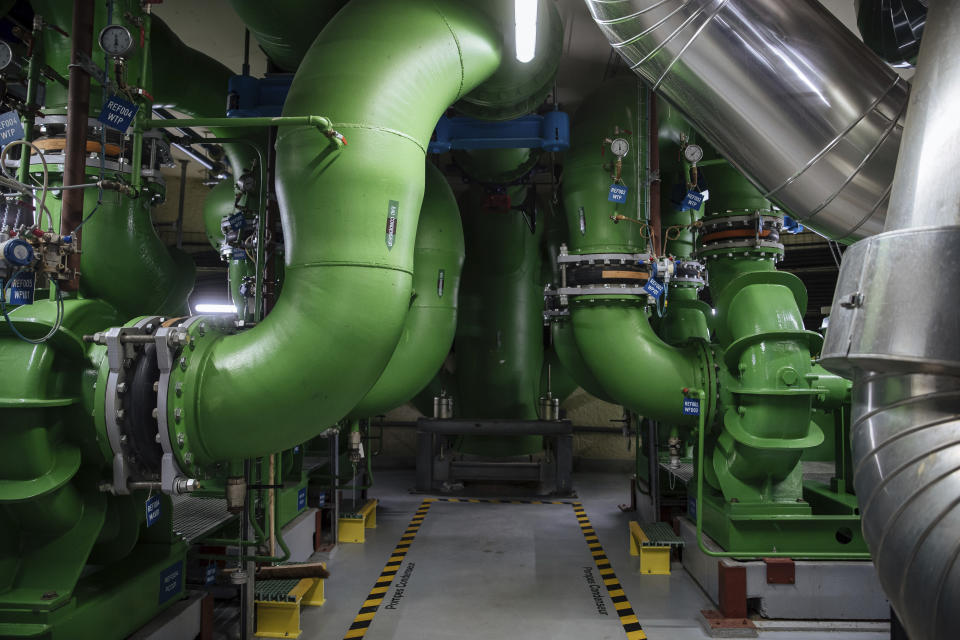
254,579,302,602
638,522,684,547
171,495,236,543
659,460,693,484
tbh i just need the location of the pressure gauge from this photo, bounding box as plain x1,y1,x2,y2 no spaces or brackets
0,41,13,72
98,25,134,58
610,138,629,158
683,144,704,164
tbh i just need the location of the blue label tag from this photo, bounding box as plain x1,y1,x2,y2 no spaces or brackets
687,496,697,520
607,184,628,203
205,563,217,585
226,212,245,231
682,398,700,416
317,491,326,506
9,272,34,305
643,278,665,299
681,189,705,211
297,487,307,511
231,247,247,261
0,111,24,147
158,560,183,604
385,200,399,249
146,494,161,527
98,95,139,131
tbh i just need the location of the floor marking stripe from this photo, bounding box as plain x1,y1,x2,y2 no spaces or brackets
342,499,433,640
573,504,648,639
342,497,645,640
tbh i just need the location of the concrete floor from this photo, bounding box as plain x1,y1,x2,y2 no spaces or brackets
293,471,888,640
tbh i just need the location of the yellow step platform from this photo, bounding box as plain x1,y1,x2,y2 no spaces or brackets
338,498,378,543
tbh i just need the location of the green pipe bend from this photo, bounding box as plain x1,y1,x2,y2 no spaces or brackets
569,300,706,426
351,161,465,417
179,0,502,463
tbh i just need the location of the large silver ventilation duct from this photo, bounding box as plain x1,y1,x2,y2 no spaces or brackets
822,2,960,638
584,0,908,241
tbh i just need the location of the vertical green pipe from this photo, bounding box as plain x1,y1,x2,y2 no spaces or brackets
562,77,648,254
455,183,545,455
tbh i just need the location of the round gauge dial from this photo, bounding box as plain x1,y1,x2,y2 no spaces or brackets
0,41,13,72
99,25,134,57
683,144,704,164
610,137,629,158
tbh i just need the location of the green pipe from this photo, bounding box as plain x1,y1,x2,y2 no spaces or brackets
563,77,649,254
175,0,503,464
141,115,338,133
350,161,465,417
227,0,347,72
17,20,42,187
35,170,195,316
569,300,706,425
550,321,616,403
454,0,563,120
455,184,544,454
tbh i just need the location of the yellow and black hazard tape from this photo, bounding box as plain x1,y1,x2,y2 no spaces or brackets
573,502,646,640
343,497,645,640
343,499,433,639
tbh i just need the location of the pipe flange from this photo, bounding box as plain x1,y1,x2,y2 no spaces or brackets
159,315,236,483
103,316,163,495
557,252,651,265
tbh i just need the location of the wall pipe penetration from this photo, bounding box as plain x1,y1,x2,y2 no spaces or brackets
822,2,960,638
583,0,908,242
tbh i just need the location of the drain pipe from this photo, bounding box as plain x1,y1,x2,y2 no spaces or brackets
583,0,908,242
821,3,960,638
167,0,503,465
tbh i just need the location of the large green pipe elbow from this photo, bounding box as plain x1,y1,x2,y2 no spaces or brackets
351,162,465,417
227,0,347,72
177,0,501,463
570,301,706,425
550,321,615,404
454,0,563,120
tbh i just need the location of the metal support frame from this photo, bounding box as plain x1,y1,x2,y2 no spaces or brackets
415,419,574,496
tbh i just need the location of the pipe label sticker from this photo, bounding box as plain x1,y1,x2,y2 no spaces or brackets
643,278,665,299
437,269,445,298
158,560,183,604
681,189,705,211
8,272,34,305
0,111,24,146
608,184,628,203
385,200,399,249
146,494,161,527
578,206,586,235
204,563,217,585
98,95,139,131
231,247,247,261
297,487,307,511
682,398,700,416
226,212,245,230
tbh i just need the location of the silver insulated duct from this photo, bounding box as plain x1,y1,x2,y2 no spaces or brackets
584,0,908,241
822,2,960,639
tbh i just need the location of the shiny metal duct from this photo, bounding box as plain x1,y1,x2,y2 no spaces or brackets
584,0,908,241
822,2,960,638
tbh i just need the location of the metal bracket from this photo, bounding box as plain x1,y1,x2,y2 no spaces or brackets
69,51,106,85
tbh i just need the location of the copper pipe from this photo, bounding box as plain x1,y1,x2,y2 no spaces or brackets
61,0,95,291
